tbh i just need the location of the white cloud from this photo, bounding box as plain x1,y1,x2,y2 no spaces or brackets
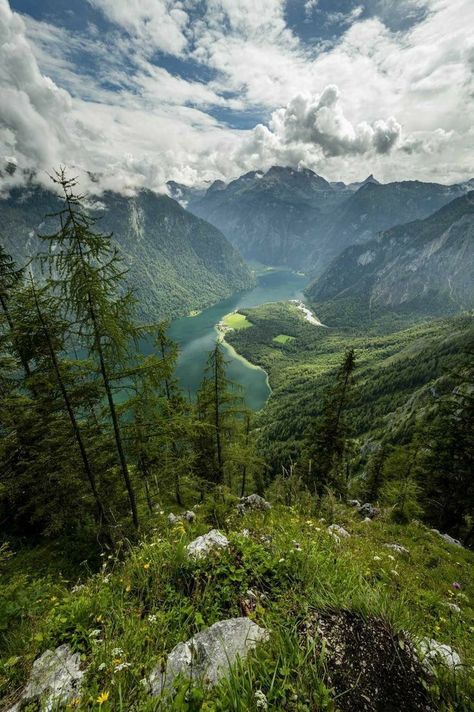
267,86,401,157
87,0,189,57
0,0,473,192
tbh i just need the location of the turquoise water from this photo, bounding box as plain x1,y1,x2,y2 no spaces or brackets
166,269,307,411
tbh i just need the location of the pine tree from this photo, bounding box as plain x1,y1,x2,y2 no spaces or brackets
363,446,387,502
305,348,356,496
196,341,244,488
381,444,423,523
40,170,139,529
0,244,33,379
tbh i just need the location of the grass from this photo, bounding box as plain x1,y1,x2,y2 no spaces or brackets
222,312,253,330
273,334,296,344
1,503,473,711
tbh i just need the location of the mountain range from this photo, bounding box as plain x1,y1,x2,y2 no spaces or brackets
306,191,474,318
0,186,254,320
183,166,471,276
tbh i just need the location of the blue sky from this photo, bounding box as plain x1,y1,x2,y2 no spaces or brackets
1,0,473,193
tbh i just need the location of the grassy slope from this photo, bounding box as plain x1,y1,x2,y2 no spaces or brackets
1,506,473,711
225,303,474,465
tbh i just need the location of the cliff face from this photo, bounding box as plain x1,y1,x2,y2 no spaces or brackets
0,186,254,320
306,192,474,315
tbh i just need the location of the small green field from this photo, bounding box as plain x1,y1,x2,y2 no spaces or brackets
223,312,252,330
188,309,202,317
273,333,296,344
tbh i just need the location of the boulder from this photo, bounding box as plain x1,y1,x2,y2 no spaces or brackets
384,544,409,554
149,618,268,696
431,529,463,548
419,638,461,671
7,645,84,712
327,524,351,543
237,494,271,515
358,503,379,519
186,529,229,559
168,510,196,525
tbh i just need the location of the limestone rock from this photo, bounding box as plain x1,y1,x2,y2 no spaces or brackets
7,644,84,712
358,503,379,519
186,529,229,559
327,524,351,542
419,638,461,671
149,618,268,696
237,494,271,515
431,529,463,548
384,544,409,554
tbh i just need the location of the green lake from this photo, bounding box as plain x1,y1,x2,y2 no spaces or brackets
166,269,307,411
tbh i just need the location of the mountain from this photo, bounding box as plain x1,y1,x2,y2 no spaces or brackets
306,191,474,317
166,181,208,208
0,186,254,320
189,166,344,269
189,166,470,275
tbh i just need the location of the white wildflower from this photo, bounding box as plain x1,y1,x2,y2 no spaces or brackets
89,629,101,637
255,689,268,710
148,614,157,623
114,662,131,672
111,647,124,656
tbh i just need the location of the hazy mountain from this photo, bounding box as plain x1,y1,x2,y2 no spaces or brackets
189,166,345,269
0,186,254,320
306,191,474,316
189,166,470,275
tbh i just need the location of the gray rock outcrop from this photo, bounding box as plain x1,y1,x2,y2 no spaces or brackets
149,618,268,696
7,644,84,712
237,494,271,515
186,529,229,559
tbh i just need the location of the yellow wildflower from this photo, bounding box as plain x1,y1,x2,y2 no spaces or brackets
143,563,150,570
96,691,109,704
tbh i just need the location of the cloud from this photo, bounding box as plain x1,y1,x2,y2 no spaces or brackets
267,86,401,157
87,0,189,57
0,1,73,178
0,0,473,192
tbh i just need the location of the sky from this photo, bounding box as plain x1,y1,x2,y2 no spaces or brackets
0,0,473,194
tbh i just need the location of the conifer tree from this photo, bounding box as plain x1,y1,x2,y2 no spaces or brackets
196,341,244,487
305,348,356,496
40,170,139,529
0,244,32,379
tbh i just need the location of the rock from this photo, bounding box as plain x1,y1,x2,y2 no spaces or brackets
384,544,409,554
149,618,268,696
419,638,461,671
348,499,361,508
362,517,372,524
446,602,461,614
7,645,84,712
237,494,271,515
358,503,379,519
186,529,229,559
169,511,196,525
430,529,463,548
327,524,351,541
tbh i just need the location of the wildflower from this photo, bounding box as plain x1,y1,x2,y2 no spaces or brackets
114,662,131,672
111,648,123,656
452,582,461,590
148,614,157,623
255,689,268,711
143,563,150,570
89,629,101,637
390,569,399,577
373,556,382,561
96,691,109,704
